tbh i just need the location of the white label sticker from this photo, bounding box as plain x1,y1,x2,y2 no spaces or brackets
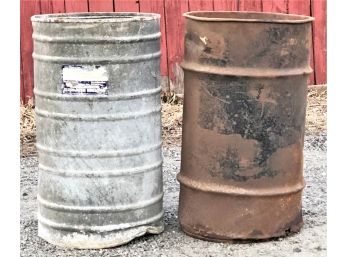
62,65,108,95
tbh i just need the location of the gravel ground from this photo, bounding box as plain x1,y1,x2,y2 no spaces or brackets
20,133,326,257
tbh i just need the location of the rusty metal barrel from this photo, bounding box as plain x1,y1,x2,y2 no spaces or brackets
178,11,314,241
31,12,163,248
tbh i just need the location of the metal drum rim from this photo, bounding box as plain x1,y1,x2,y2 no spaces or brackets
32,32,161,44
38,161,163,177
36,142,162,157
32,51,161,64
177,173,306,196
183,11,314,24
181,62,312,77
37,211,164,232
31,12,160,23
34,86,161,101
37,193,164,213
35,106,161,121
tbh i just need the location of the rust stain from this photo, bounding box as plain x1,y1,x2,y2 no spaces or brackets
178,11,313,241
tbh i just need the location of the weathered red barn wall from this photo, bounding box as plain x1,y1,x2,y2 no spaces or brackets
20,0,326,103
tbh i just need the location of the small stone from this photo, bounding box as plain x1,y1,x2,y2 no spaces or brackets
315,246,323,251
293,247,302,253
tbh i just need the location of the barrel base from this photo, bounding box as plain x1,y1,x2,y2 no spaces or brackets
178,186,303,241
180,222,303,243
38,220,164,249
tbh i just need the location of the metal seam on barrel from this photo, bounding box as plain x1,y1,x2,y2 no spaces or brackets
37,211,164,232
34,87,161,101
37,193,163,212
38,161,162,177
36,142,162,157
181,62,312,77
177,174,305,196
32,51,161,64
32,32,161,43
35,106,161,121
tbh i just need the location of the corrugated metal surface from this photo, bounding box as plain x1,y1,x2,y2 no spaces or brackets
33,12,163,248
21,0,326,103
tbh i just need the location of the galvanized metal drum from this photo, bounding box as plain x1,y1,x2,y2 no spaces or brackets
178,11,313,241
32,12,163,249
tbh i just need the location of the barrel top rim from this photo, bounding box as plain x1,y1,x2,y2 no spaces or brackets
183,11,314,23
31,12,160,23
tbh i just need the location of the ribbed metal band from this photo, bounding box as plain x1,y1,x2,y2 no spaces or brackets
34,87,161,101
38,193,163,213
32,32,161,43
181,62,312,77
32,51,161,64
177,173,305,196
35,106,161,121
36,142,162,157
37,211,163,232
38,160,162,177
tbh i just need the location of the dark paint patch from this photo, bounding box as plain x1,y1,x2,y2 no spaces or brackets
199,75,303,181
209,147,277,182
247,25,310,69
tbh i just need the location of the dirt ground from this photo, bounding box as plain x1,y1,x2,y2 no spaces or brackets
20,86,327,256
